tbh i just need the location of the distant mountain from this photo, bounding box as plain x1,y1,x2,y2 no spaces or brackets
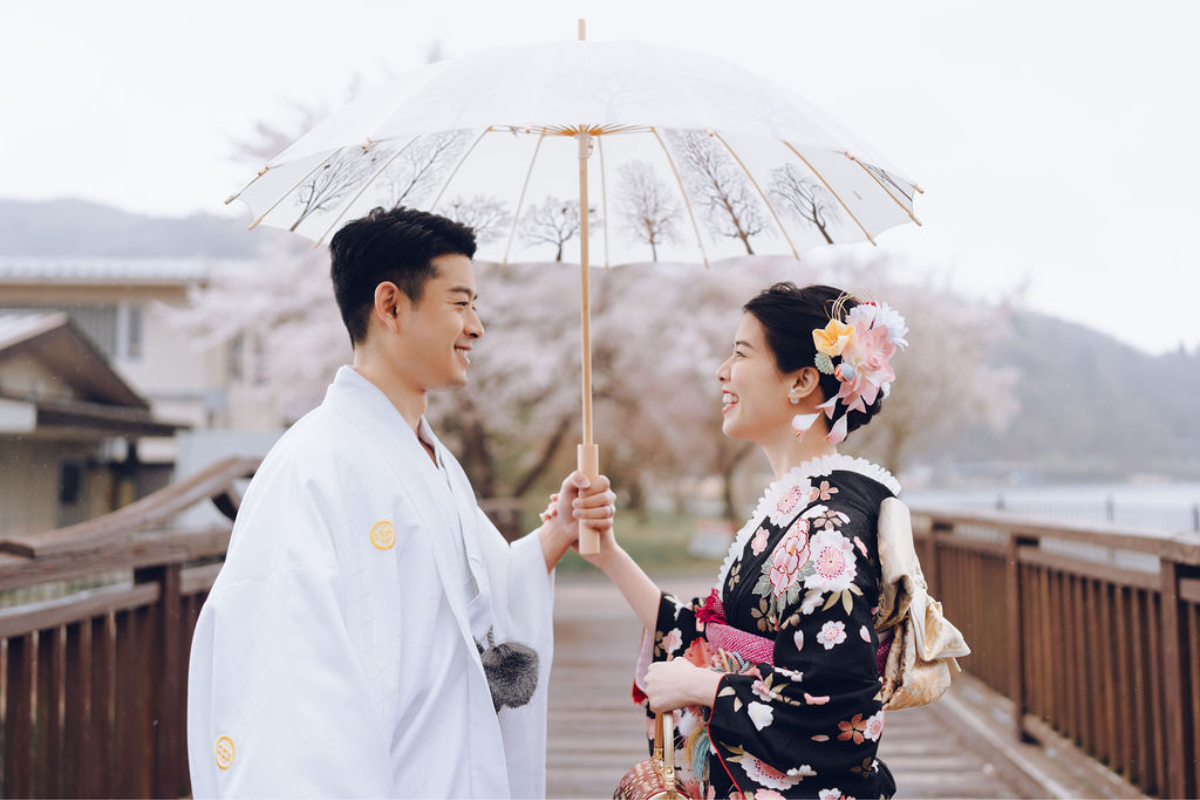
0,198,260,258
939,312,1200,477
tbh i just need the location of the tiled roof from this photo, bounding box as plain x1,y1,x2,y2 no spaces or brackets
0,311,67,350
0,257,256,284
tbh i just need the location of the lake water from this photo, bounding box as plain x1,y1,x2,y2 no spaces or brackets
903,481,1200,532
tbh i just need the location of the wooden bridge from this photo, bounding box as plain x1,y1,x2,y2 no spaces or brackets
1,456,1197,798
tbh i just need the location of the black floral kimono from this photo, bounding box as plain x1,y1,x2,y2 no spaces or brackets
643,456,900,800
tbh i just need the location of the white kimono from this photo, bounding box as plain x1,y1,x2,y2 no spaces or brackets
187,366,555,799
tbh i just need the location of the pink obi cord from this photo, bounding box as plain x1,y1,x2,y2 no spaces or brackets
699,589,893,675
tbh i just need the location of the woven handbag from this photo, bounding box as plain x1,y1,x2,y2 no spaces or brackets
614,712,698,800
874,498,971,710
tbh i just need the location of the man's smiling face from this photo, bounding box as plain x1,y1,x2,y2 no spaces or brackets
397,253,483,391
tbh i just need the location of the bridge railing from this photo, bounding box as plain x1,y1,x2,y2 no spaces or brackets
910,506,1200,799
4,474,1197,798
0,456,257,799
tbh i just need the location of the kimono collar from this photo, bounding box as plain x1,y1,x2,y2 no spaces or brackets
714,454,902,593
330,366,495,633
332,367,440,467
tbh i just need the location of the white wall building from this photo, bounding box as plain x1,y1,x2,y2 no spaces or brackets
0,257,286,496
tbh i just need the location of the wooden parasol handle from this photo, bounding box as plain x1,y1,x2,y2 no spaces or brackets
577,129,601,556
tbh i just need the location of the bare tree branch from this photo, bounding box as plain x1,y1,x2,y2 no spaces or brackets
518,196,597,262
291,144,396,232
384,131,467,207
441,195,512,245
769,164,840,244
617,160,683,261
669,130,767,254
862,162,915,203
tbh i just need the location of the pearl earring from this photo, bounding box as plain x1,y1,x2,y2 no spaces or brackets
788,392,800,405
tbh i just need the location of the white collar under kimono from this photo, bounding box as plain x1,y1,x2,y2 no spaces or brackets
415,414,497,648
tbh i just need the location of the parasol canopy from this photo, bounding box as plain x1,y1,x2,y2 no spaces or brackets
227,27,923,552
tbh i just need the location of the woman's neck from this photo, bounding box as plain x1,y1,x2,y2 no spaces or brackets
760,419,839,480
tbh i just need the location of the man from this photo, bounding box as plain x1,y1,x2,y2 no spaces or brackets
187,207,615,798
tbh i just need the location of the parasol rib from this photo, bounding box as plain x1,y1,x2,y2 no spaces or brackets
225,165,270,205
245,150,340,231
501,130,548,267
430,127,493,210
783,142,876,246
313,134,422,247
844,152,923,226
651,128,710,268
712,132,800,260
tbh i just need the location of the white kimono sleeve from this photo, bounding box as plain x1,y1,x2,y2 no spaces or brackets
187,566,393,799
476,512,556,799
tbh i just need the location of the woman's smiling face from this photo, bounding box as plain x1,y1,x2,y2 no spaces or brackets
715,313,796,444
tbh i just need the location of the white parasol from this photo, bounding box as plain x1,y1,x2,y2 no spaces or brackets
228,22,922,552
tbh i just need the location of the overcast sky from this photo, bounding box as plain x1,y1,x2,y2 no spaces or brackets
2,0,1197,354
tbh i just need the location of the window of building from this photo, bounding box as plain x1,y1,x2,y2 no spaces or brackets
126,303,143,360
59,462,82,505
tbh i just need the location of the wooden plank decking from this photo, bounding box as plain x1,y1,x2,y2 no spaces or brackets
547,574,1022,799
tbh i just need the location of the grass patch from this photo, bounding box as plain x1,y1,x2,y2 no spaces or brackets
549,507,725,575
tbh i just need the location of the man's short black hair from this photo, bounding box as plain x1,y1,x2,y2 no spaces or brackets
328,206,477,344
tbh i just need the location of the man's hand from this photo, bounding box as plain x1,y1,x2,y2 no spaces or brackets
538,471,615,571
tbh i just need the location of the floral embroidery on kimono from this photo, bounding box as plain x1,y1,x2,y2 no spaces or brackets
647,456,901,799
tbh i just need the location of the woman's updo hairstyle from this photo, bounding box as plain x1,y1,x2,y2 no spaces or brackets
743,282,883,437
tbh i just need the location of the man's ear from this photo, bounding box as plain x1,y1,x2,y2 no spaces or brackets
373,282,406,334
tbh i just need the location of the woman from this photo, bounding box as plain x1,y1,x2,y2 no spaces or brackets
579,283,906,799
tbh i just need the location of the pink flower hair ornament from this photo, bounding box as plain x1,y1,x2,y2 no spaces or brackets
811,300,907,444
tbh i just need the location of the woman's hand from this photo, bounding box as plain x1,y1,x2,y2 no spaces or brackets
538,472,616,571
644,658,724,713
541,477,621,564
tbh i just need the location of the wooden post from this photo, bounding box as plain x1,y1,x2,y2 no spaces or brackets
63,620,92,797
89,615,115,798
1159,559,1189,799
1006,534,1040,742
34,627,65,798
925,519,949,593
4,634,34,798
136,564,184,799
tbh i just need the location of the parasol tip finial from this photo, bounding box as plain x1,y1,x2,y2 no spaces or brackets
578,19,586,41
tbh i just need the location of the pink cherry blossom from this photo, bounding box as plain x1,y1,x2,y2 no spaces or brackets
864,710,885,742
741,755,798,791
804,528,858,594
751,526,771,556
817,620,847,650
752,679,780,702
